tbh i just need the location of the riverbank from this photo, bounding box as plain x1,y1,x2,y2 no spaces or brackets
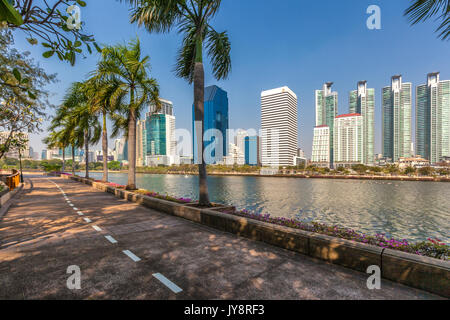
69,170,450,182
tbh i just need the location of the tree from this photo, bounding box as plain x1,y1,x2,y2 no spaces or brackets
95,38,160,190
43,130,70,172
404,166,417,175
404,0,450,40
84,76,119,182
1,0,99,65
419,166,435,176
125,0,231,205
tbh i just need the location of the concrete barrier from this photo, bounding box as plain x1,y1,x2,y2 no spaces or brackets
66,175,450,298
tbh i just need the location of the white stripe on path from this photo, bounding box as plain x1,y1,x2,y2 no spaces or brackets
73,207,78,211
77,212,84,216
92,225,102,232
83,217,92,223
105,235,118,244
152,273,183,294
122,250,141,262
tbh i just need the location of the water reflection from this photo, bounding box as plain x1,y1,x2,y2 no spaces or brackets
84,172,450,243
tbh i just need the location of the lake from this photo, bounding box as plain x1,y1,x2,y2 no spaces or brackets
82,172,450,244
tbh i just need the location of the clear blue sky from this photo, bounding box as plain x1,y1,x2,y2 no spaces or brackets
11,0,450,158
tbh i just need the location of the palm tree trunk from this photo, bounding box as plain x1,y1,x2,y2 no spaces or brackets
71,144,75,175
127,89,137,190
84,130,89,179
62,147,66,173
194,37,210,206
102,111,108,182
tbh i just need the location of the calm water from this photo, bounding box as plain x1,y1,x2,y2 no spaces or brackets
84,172,450,243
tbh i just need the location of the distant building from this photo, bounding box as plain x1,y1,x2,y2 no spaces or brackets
311,125,330,167
261,86,298,167
333,113,363,168
315,82,338,166
244,136,260,166
397,157,430,169
0,131,29,159
416,72,450,164
382,75,412,162
145,99,178,166
136,119,146,166
349,81,375,165
193,85,229,164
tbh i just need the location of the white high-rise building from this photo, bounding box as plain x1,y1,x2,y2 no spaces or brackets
311,125,330,166
334,113,363,167
261,86,298,167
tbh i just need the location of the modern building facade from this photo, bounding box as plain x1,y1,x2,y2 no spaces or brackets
261,86,298,167
311,125,330,166
382,75,412,162
333,113,363,167
192,85,229,164
244,136,260,166
315,82,338,166
136,120,146,166
349,81,375,165
145,99,177,166
416,72,450,163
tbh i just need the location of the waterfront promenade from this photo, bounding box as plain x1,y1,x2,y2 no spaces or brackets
0,175,441,299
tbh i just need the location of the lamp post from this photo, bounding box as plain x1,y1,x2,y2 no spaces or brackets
18,148,24,183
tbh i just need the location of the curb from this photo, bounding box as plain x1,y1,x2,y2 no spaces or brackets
0,182,25,220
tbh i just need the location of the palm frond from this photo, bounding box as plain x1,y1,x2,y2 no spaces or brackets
405,0,449,40
206,27,231,80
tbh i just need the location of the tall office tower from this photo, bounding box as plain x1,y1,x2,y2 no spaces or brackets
382,75,412,162
311,125,330,166
349,81,375,165
136,120,146,166
192,85,229,164
334,113,363,167
315,82,338,166
261,86,298,167
244,136,260,166
149,98,174,116
145,99,177,166
416,72,450,163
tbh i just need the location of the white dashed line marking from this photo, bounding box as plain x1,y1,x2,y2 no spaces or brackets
92,225,102,232
73,207,78,211
77,211,84,216
69,204,74,207
105,235,118,244
122,250,141,262
152,273,183,293
83,217,92,223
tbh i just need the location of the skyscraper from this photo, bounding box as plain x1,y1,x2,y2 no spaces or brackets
244,136,260,166
382,75,412,162
261,86,298,167
136,120,146,166
311,125,330,166
334,113,363,167
145,99,177,166
416,72,450,163
192,85,229,164
349,81,375,165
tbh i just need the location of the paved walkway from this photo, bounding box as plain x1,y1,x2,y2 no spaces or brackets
0,175,441,299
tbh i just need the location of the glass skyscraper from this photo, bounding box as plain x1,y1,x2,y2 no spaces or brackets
349,81,375,165
382,75,412,162
416,72,450,163
192,85,229,164
244,136,260,166
314,82,337,167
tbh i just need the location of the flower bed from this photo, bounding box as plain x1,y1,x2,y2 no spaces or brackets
219,208,449,261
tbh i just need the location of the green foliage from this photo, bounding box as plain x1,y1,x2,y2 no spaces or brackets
419,166,435,176
404,0,449,40
3,0,98,65
108,161,122,171
404,166,417,175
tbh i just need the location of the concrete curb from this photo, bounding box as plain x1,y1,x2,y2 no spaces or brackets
66,175,449,298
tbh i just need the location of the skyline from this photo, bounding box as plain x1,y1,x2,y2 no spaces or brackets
9,0,450,158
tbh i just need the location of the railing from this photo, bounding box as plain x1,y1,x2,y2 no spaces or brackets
5,169,20,191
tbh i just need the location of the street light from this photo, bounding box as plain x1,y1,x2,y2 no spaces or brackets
18,148,24,183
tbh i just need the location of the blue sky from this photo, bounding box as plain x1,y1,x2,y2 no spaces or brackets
11,0,450,158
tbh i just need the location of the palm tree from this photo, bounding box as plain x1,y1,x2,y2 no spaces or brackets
85,77,119,182
404,0,449,40
42,131,69,173
56,82,101,179
124,0,232,206
95,38,160,190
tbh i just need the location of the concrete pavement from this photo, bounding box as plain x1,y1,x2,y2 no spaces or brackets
0,175,442,299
